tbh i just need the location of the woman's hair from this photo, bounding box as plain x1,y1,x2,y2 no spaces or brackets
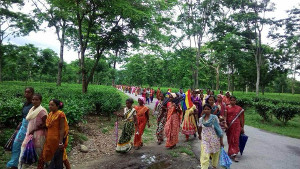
33,93,42,101
203,104,212,110
126,98,134,104
208,95,216,102
230,96,237,100
50,99,64,109
25,87,34,94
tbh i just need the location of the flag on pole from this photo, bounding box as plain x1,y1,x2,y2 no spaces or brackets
185,90,194,109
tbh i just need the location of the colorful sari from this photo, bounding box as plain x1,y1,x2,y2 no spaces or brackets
156,89,161,99
191,96,202,118
164,102,182,148
216,101,226,117
223,97,230,106
38,110,69,169
7,102,33,168
156,101,167,142
134,105,149,147
199,115,222,169
182,105,197,136
116,107,136,153
226,105,244,156
18,105,47,168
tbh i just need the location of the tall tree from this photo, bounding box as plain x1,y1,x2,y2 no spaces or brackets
270,7,300,94
0,0,37,82
32,0,72,86
176,0,221,89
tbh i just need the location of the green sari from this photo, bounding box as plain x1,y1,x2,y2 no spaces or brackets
116,107,136,153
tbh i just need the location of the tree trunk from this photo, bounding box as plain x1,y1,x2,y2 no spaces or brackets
81,50,87,93
112,50,118,86
195,40,202,89
262,86,265,95
231,70,234,93
0,52,2,83
256,66,260,96
215,65,220,91
292,59,296,95
227,73,230,92
56,24,66,86
0,40,3,82
86,45,106,89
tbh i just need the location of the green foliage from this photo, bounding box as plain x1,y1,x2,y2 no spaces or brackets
254,102,274,122
0,128,14,147
272,104,300,124
0,82,122,127
245,108,300,139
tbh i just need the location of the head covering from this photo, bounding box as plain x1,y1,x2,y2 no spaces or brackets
138,97,145,104
170,93,177,98
195,89,200,92
226,91,231,95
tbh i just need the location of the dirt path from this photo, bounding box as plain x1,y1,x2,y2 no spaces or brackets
67,91,201,169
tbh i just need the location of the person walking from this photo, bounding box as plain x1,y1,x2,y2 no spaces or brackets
134,97,150,150
116,98,138,153
224,96,245,162
198,104,224,169
7,87,34,169
164,93,182,149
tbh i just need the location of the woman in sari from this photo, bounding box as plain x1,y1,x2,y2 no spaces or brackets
150,88,154,103
155,93,167,145
181,103,198,141
38,99,70,169
207,95,219,116
198,104,224,169
134,97,150,150
191,91,201,119
18,94,47,168
222,91,231,106
116,98,138,153
216,94,226,117
156,88,161,100
225,96,244,162
164,93,182,149
7,87,34,169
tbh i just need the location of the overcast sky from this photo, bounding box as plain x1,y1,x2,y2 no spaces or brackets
3,0,299,80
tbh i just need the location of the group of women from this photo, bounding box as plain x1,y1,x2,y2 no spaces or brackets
7,87,70,169
117,87,245,169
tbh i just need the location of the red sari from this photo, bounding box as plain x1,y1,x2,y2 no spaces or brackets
164,102,182,148
226,105,244,156
134,105,149,147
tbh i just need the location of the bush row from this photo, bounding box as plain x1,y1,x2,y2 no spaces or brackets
0,82,121,127
236,97,300,124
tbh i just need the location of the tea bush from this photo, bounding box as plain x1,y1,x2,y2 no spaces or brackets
0,82,122,127
272,104,299,124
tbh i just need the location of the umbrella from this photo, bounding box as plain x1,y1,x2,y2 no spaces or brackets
239,134,248,155
162,97,170,106
219,147,232,169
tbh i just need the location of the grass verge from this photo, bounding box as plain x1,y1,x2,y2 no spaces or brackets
245,108,300,139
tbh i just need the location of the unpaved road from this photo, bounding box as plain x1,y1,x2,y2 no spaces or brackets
125,92,300,169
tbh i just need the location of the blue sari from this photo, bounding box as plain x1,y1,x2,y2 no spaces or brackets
7,103,32,168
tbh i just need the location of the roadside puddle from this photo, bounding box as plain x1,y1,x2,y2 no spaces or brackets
140,154,171,169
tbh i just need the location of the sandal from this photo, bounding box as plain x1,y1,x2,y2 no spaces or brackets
233,156,239,162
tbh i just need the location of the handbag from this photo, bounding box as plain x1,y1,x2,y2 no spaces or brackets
4,129,18,151
21,135,38,165
219,147,232,169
